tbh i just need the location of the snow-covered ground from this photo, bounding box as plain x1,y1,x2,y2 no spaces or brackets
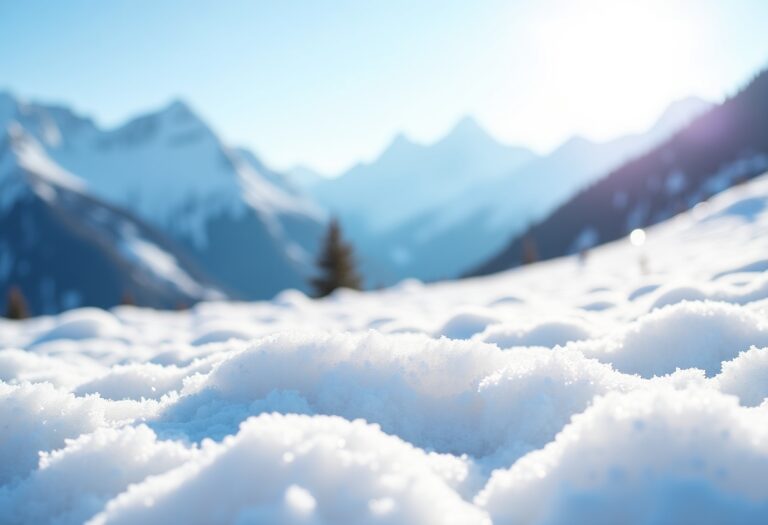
3,175,768,524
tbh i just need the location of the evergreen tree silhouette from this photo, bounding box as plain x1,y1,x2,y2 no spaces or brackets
5,286,30,320
310,219,362,297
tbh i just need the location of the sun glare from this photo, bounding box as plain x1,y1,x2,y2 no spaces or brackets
535,0,697,141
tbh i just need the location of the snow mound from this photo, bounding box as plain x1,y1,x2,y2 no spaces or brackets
436,309,500,339
650,285,709,310
74,363,189,401
190,323,260,346
576,301,768,377
154,332,640,464
715,346,768,406
478,319,594,349
32,308,123,345
88,414,489,525
0,348,99,388
0,382,153,484
477,388,768,525
0,426,192,525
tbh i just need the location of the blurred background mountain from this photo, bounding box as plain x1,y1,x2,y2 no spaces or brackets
2,1,768,314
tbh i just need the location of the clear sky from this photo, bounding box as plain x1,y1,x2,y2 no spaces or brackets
2,0,768,174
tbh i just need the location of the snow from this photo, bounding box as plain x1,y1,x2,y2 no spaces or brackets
0,94,323,261
87,415,488,525
571,300,768,377
0,425,193,525
30,308,123,345
7,125,85,193
715,346,768,406
478,319,594,348
0,382,154,485
118,232,206,298
476,388,768,525
3,173,768,523
0,125,85,213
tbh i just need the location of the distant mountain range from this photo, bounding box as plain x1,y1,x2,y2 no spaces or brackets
473,69,768,276
305,97,712,284
0,92,326,313
0,84,742,314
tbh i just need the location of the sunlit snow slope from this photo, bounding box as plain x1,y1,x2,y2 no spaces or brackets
3,174,768,524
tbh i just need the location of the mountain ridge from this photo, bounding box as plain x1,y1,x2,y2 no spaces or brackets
0,126,224,314
0,92,327,301
306,96,712,284
472,72,768,276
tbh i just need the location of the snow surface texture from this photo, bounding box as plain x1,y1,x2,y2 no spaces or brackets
3,175,768,523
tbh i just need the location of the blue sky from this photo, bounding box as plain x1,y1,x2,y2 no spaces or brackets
2,0,768,173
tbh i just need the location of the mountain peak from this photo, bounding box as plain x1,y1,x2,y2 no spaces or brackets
103,97,212,148
159,98,206,125
451,115,483,134
441,115,493,144
651,96,713,136
164,97,193,114
557,134,596,152
382,132,419,158
391,132,414,147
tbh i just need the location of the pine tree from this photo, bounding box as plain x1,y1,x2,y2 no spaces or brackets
5,286,30,320
310,218,362,297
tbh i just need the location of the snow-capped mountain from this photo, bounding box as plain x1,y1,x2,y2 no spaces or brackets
309,98,711,284
472,96,716,231
474,71,768,275
0,125,223,314
395,96,714,280
286,164,326,192
309,117,538,283
0,93,326,299
313,116,537,234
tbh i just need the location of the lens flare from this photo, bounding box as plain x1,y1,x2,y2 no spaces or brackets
630,228,646,247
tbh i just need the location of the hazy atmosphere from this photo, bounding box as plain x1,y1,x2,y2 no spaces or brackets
3,2,768,524
3,0,768,172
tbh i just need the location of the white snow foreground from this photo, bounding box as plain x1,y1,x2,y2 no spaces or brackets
4,177,768,524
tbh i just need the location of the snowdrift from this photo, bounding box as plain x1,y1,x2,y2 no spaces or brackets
3,174,768,523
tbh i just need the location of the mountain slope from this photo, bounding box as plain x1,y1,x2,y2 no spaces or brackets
463,96,713,231
0,126,223,314
0,93,326,299
287,164,327,192
473,71,768,275
314,98,710,284
308,117,538,284
313,116,537,234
